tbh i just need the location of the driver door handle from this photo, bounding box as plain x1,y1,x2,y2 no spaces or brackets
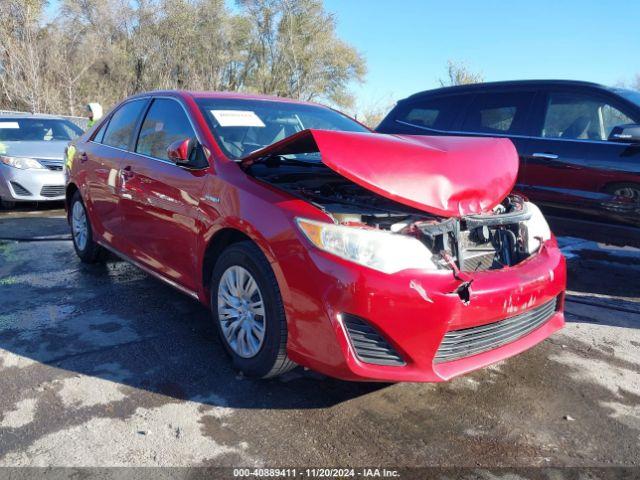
531,152,559,160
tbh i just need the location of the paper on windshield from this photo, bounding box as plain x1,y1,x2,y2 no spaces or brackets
210,110,265,127
0,122,19,129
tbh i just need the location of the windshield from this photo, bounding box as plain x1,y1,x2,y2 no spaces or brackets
612,88,640,109
0,118,83,142
196,98,369,160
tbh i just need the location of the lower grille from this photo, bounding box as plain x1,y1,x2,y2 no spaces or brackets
40,185,65,197
10,181,31,196
342,314,405,366
435,296,559,363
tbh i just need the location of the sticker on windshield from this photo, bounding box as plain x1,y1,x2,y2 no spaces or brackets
210,110,265,127
0,122,19,129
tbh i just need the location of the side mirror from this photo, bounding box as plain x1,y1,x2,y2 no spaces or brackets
608,124,640,144
167,138,194,165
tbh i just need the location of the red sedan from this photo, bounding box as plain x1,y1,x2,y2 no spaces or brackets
64,91,566,382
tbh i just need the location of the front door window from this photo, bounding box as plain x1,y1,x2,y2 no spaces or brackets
542,93,635,141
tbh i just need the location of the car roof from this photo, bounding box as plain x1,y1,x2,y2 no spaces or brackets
404,79,609,101
128,90,318,106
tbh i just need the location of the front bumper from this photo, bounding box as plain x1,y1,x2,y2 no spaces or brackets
0,164,65,202
280,238,566,382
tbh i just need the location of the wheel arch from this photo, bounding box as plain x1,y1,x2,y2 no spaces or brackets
201,228,255,294
200,225,292,309
602,181,640,195
65,183,79,215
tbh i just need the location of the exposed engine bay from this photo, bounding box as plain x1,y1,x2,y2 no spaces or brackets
247,158,535,272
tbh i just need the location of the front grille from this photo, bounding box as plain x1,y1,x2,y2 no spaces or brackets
342,314,405,366
40,185,65,197
38,160,63,171
10,181,31,196
435,296,559,363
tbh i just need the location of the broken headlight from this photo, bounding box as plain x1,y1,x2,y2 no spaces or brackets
296,218,439,274
524,202,551,254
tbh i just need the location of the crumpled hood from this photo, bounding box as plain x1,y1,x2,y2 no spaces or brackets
242,129,519,217
0,140,68,160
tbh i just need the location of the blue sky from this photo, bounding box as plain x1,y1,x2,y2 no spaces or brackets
323,0,640,107
45,0,640,108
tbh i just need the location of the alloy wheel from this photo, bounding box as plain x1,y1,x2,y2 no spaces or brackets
614,187,640,202
71,201,88,251
217,265,266,358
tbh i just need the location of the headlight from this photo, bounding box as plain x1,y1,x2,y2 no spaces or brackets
296,218,438,274
524,202,551,253
0,155,45,170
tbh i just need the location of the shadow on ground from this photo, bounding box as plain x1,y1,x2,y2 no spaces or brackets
0,216,639,412
0,203,68,240
562,237,640,331
0,239,386,411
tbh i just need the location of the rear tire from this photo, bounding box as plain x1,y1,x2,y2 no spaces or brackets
210,241,295,378
69,191,105,263
606,182,640,202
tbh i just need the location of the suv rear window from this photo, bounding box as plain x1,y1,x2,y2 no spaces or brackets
461,92,534,135
395,95,467,131
102,100,147,150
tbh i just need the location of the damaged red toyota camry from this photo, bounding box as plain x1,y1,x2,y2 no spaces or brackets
65,91,566,382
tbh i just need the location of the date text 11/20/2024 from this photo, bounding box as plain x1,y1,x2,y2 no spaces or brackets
233,468,400,477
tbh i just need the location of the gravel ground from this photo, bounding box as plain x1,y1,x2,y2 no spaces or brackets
0,205,638,473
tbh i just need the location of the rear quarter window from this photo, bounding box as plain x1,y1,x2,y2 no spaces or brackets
93,120,108,143
101,100,147,150
460,91,535,135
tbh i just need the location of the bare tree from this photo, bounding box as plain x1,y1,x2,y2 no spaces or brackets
353,96,394,129
238,0,365,107
0,0,49,112
439,60,484,87
0,0,366,115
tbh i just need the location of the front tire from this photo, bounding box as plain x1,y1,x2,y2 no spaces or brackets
69,191,105,263
211,241,295,378
0,198,16,209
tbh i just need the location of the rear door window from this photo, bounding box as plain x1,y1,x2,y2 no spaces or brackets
460,91,535,135
395,95,468,131
135,98,196,161
102,100,147,150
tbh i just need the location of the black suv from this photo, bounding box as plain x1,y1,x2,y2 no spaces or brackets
377,80,640,245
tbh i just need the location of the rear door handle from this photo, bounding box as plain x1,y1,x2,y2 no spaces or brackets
531,152,559,160
79,152,88,163
120,165,135,179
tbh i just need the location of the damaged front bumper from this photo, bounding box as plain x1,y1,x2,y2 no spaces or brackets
281,236,566,382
